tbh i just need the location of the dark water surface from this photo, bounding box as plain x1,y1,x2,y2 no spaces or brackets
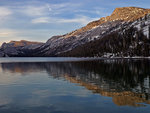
0,58,150,113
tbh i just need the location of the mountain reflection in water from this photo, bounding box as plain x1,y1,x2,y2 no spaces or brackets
0,60,150,108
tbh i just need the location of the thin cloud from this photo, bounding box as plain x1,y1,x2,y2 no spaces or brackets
31,15,99,25
31,17,50,23
58,16,99,25
20,6,49,17
19,3,82,17
0,7,12,24
0,7,12,17
47,3,81,15
0,29,18,37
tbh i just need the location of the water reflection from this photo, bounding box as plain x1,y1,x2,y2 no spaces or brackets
0,59,150,107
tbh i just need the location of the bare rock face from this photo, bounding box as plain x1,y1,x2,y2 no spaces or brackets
109,7,150,21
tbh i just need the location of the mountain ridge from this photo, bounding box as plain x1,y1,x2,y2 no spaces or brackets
0,7,150,57
62,7,150,38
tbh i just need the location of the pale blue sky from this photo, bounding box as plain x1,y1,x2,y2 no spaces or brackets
0,0,150,45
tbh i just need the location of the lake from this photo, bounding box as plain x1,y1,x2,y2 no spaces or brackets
0,58,149,113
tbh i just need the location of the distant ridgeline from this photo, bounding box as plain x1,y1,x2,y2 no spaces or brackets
0,7,150,57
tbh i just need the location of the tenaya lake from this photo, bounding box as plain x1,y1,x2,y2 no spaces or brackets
0,58,150,113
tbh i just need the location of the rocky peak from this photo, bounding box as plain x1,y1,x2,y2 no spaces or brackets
108,7,150,21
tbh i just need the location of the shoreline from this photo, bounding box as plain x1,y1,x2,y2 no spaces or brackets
0,57,150,63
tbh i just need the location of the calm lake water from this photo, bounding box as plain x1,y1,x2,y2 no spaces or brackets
0,58,150,113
